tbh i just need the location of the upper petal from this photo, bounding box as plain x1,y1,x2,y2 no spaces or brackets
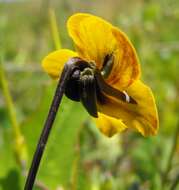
107,28,141,90
67,13,116,69
97,80,159,136
95,113,127,137
67,13,140,89
42,49,77,79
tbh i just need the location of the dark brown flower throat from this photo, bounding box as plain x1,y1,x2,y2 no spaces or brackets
64,57,137,118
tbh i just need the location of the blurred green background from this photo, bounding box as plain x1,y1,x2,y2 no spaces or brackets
0,0,179,189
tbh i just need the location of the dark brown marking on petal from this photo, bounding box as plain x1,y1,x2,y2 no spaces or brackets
101,54,114,78
95,70,137,104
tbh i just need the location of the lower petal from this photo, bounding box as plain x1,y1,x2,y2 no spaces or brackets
42,49,77,79
95,113,127,137
97,80,159,136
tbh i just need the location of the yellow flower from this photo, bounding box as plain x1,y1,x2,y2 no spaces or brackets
42,13,159,137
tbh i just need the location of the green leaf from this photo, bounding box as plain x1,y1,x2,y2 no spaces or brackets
0,169,21,190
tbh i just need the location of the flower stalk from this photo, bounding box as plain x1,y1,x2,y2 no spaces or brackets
24,60,78,190
25,9,64,189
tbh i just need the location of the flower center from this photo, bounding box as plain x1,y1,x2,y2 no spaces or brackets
64,57,137,118
64,57,99,117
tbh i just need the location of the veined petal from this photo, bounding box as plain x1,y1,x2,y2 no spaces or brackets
95,113,127,137
42,49,77,79
107,28,141,90
67,13,140,89
67,13,115,69
97,80,159,136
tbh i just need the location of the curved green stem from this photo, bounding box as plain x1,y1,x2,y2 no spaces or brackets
0,56,28,169
49,8,62,50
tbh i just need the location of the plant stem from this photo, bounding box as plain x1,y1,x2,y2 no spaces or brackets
0,57,28,169
24,61,77,190
49,8,62,50
25,8,63,190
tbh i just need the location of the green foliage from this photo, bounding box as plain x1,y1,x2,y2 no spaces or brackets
0,0,179,190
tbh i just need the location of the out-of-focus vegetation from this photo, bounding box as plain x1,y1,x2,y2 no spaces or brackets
0,0,179,189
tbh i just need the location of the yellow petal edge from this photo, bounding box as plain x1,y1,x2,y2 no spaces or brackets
98,80,159,137
42,49,77,79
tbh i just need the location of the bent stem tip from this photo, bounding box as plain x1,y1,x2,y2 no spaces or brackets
24,62,76,190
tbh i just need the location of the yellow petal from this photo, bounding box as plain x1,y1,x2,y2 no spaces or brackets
97,80,159,136
42,49,77,79
67,13,140,89
67,13,115,69
95,113,127,137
